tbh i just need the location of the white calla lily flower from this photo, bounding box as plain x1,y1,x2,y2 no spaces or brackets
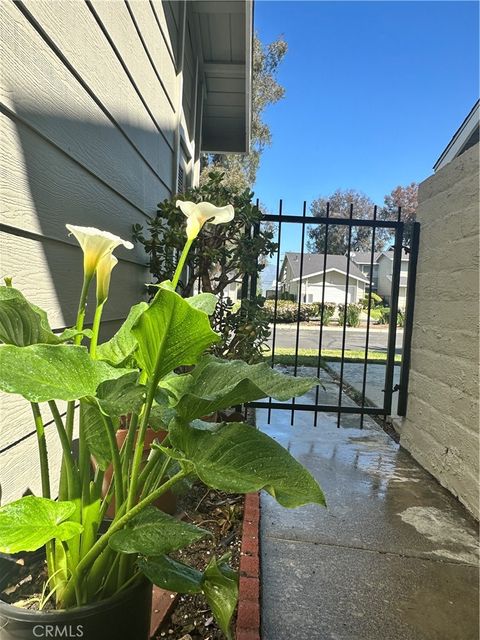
96,253,118,305
176,200,235,240
66,225,133,277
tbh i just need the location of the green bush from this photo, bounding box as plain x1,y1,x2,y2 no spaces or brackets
337,303,362,327
263,300,318,323
360,292,383,309
375,307,405,326
318,302,336,326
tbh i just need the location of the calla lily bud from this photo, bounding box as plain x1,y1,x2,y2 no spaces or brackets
176,201,235,241
66,225,133,277
96,253,118,305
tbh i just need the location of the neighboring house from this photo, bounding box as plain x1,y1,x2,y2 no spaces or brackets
398,105,479,518
433,100,479,172
0,0,252,502
280,252,369,304
376,249,410,310
350,251,381,291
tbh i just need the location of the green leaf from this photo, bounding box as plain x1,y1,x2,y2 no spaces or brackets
0,344,130,402
138,553,238,639
185,293,218,316
95,372,145,417
96,302,148,366
109,506,210,555
0,497,83,553
137,555,203,594
170,420,326,508
132,288,220,384
203,557,238,640
0,287,78,346
162,356,320,421
80,400,112,471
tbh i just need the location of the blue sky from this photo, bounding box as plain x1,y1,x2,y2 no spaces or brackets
253,0,479,224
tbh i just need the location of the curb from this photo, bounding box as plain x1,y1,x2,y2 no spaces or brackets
236,492,261,640
149,586,178,638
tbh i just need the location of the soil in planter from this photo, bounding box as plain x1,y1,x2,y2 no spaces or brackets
155,483,244,640
0,554,53,611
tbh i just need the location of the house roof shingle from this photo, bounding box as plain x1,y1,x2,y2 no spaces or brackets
351,251,382,265
284,253,369,282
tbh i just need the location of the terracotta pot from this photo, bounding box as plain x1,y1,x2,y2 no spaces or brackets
101,427,177,518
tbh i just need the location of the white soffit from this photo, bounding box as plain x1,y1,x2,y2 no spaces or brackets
195,0,253,153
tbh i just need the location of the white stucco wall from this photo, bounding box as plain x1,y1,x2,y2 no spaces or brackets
399,143,479,519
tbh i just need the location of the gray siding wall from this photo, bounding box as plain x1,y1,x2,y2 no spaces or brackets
0,0,198,503
399,144,479,519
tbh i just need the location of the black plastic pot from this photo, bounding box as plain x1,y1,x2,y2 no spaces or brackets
0,566,152,640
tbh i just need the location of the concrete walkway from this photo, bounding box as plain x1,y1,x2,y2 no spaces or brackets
258,398,479,639
326,361,400,416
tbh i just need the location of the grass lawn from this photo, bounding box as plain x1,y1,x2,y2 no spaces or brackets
263,347,402,367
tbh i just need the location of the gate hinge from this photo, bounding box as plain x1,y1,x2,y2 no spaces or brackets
382,384,401,394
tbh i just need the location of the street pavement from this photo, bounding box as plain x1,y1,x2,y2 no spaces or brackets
268,324,404,353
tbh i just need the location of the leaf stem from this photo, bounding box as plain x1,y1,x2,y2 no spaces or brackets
172,237,194,290
48,401,80,499
61,469,187,606
30,403,50,498
60,273,93,498
89,302,104,359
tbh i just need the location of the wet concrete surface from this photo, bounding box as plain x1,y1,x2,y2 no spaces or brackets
258,398,479,640
326,361,400,416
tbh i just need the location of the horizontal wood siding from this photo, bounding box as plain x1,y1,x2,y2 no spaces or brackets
0,0,179,503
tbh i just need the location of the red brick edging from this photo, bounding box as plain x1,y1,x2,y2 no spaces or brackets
149,491,262,639
236,492,261,640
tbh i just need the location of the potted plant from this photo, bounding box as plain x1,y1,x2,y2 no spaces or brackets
0,201,325,640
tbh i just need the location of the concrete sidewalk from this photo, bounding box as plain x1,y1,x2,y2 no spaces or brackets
258,401,479,640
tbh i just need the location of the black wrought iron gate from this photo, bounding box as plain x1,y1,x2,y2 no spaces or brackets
245,201,420,427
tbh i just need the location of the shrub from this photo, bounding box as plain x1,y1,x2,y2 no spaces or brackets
360,292,383,309
263,300,318,323
318,302,336,326
212,296,271,364
337,303,362,327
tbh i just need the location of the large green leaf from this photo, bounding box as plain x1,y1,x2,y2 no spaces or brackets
96,302,148,366
109,506,210,555
137,555,203,594
0,497,83,553
95,372,145,417
162,356,320,421
170,420,326,508
0,344,129,402
132,288,220,384
203,556,238,640
0,287,78,346
185,293,218,315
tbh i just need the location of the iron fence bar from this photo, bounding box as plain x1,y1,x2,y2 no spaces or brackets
291,201,308,425
336,204,354,428
383,212,404,416
359,205,378,428
314,202,331,427
262,214,401,229
267,199,283,424
248,401,387,416
397,221,420,416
